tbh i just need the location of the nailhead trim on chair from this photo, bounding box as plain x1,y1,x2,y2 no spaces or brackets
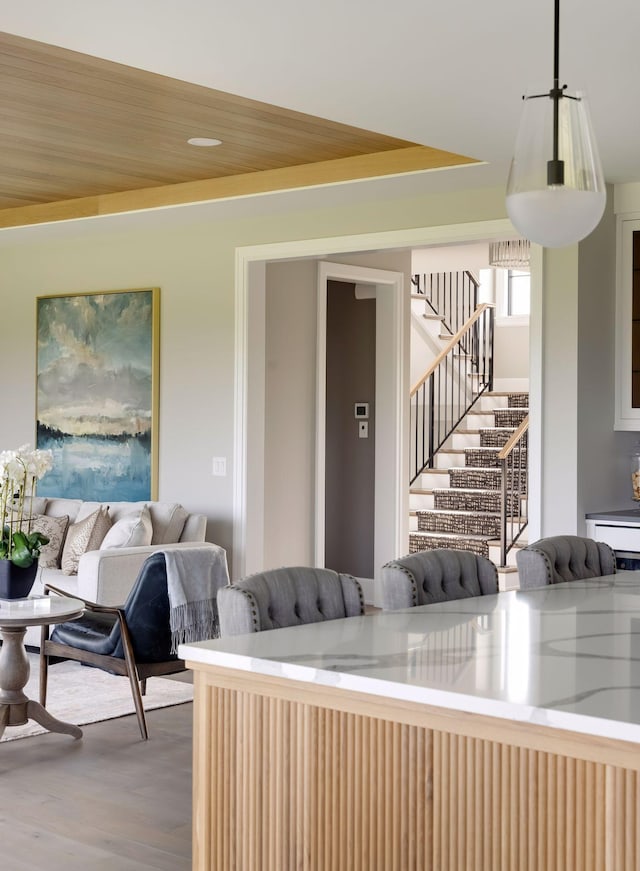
523,547,554,585
344,573,366,612
234,587,260,631
386,562,419,606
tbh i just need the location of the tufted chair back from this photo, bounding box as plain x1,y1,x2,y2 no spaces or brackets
380,549,499,610
516,535,616,589
217,566,365,636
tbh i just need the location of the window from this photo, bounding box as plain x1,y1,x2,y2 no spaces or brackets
507,269,530,316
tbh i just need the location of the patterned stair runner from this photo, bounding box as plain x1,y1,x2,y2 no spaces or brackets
409,392,528,558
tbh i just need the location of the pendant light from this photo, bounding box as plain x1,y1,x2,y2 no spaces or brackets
506,0,605,248
488,240,531,269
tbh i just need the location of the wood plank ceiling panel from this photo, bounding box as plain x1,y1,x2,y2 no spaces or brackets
0,30,478,225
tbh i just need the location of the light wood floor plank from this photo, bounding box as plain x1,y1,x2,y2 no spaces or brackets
0,702,192,871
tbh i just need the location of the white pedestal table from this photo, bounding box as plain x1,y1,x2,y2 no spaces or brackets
0,594,84,739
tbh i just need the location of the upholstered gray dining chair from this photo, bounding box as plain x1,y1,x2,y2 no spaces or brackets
217,566,364,636
380,548,499,610
516,535,616,589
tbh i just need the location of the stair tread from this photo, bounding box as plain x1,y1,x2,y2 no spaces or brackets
466,446,502,452
451,466,502,472
411,530,493,542
432,487,507,494
468,408,529,414
416,508,500,517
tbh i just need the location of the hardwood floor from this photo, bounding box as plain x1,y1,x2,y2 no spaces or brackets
0,701,193,870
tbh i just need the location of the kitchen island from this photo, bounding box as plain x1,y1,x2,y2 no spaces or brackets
181,573,640,871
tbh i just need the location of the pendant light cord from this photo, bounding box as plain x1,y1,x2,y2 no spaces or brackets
548,0,565,185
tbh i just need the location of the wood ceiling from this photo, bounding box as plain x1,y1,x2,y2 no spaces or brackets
0,31,477,228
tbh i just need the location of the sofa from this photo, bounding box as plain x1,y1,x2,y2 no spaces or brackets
22,496,210,648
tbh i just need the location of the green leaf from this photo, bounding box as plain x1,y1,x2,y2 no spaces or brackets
10,531,35,568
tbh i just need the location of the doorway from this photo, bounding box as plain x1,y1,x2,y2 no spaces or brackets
324,279,376,579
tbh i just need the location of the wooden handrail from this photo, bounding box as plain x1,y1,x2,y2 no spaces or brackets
497,415,529,460
410,303,495,396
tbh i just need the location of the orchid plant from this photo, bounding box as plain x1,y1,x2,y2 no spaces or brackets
0,445,53,567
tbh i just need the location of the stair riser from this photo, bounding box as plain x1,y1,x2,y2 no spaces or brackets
466,413,499,428
434,451,467,469
475,395,510,411
417,513,501,537
415,471,450,489
451,432,481,449
409,534,489,558
479,429,527,448
449,468,528,494
433,491,520,513
465,449,501,468
494,409,528,427
409,493,434,510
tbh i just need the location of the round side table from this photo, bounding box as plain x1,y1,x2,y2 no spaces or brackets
0,594,84,740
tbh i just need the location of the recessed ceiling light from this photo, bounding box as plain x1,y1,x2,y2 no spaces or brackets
187,137,222,147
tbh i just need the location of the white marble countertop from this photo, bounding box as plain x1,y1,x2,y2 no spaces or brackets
180,571,640,744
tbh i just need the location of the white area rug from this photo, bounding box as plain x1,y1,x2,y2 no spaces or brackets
0,656,193,742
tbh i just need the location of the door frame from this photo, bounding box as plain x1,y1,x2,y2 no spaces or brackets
316,261,406,604
233,218,540,583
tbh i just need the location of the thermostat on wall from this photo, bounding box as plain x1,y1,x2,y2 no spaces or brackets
354,403,369,419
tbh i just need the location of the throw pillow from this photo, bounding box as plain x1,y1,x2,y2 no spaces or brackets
100,504,153,549
61,506,112,575
29,514,70,569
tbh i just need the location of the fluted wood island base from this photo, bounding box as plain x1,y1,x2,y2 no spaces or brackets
182,576,640,871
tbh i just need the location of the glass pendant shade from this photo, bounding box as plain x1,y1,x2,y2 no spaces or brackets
506,89,606,248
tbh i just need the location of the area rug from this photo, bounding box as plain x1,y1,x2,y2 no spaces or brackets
0,655,193,742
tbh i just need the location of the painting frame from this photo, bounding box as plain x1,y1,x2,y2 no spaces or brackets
35,287,160,502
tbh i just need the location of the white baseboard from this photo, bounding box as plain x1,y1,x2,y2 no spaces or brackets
492,377,529,393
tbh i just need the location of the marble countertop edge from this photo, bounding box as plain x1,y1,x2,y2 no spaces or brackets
180,643,640,746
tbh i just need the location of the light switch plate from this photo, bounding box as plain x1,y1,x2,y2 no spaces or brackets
212,457,227,476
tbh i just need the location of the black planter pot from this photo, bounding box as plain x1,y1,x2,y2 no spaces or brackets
0,559,38,600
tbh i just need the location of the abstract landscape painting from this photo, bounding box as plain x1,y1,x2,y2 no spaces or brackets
36,288,159,501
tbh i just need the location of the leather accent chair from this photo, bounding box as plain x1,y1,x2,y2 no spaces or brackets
516,535,616,590
40,551,186,740
217,566,364,636
381,549,499,610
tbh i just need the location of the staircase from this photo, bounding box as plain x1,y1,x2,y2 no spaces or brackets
408,272,528,589
409,391,528,589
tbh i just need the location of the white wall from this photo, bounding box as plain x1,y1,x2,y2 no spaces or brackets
262,251,410,570
493,323,529,380
264,260,317,567
540,187,637,534
2,187,508,575
412,242,490,275
0,176,628,572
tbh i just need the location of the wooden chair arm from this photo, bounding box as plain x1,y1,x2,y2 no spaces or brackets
43,583,123,616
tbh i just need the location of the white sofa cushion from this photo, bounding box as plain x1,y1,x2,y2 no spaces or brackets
100,505,152,549
147,503,189,544
74,500,188,545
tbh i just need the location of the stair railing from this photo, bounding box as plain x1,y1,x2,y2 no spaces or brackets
410,303,494,485
498,415,529,566
412,271,479,341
